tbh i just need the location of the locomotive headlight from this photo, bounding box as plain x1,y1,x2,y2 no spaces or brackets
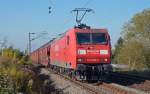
78,50,86,55
100,50,108,55
77,58,84,62
104,58,108,62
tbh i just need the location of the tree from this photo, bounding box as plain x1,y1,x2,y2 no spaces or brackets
114,9,150,70
112,37,123,63
115,40,146,70
13,49,24,60
2,46,14,58
0,36,7,55
1,46,26,63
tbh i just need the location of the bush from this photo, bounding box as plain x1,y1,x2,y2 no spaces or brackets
0,56,34,94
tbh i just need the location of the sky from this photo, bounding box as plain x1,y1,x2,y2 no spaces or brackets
0,0,150,52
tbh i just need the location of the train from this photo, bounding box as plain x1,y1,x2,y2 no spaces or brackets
31,24,112,81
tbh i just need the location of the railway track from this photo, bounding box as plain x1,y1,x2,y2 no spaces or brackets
48,68,98,94
109,72,150,93
110,72,150,81
47,68,142,94
22,65,149,94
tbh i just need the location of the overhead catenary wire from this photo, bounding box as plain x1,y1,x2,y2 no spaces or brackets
48,0,94,25
82,0,94,8
49,0,54,6
48,0,94,36
32,0,95,51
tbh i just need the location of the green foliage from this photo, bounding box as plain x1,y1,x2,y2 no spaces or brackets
8,65,33,93
114,41,146,70
0,73,13,94
0,46,30,64
0,57,33,94
13,49,24,60
2,46,24,60
114,8,150,70
112,37,123,60
2,47,14,58
0,46,34,93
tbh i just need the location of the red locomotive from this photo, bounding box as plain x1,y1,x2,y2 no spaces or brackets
31,8,112,81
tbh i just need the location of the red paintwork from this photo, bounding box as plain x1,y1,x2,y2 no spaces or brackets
31,28,111,70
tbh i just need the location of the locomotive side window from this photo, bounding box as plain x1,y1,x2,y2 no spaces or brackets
77,33,90,44
92,33,106,44
67,36,70,45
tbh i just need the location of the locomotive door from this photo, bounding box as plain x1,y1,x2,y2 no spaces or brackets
64,37,67,62
47,47,51,66
63,36,69,67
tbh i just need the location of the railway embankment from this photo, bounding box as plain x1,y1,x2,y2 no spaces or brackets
1,58,150,94
31,66,150,94
0,57,62,94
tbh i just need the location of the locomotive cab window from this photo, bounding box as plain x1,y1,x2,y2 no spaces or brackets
77,33,107,44
92,33,107,44
77,33,90,44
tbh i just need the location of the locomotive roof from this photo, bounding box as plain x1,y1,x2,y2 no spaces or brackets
74,28,108,33
31,28,109,54
31,32,66,53
31,40,51,53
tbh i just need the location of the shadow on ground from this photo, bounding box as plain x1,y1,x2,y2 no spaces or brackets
31,66,64,94
106,70,150,86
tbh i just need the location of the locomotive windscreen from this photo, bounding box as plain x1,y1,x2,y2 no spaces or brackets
77,33,90,44
77,33,107,44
